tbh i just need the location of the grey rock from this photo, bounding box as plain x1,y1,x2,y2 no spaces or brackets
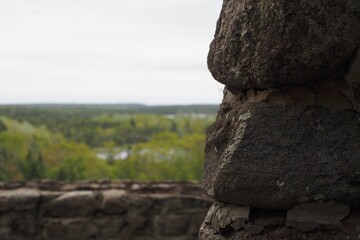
0,189,40,212
231,218,245,231
204,203,217,224
287,202,350,225
43,218,88,240
155,215,191,236
45,191,98,217
199,221,223,240
244,224,264,235
200,215,352,240
0,182,209,240
92,217,125,238
208,0,360,89
210,202,250,232
203,88,360,209
100,189,128,215
286,220,320,232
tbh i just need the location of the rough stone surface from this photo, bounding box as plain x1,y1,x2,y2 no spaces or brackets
0,189,40,212
202,0,360,239
100,189,128,215
207,201,250,233
208,0,360,89
340,210,360,239
203,86,360,209
287,202,350,225
199,202,359,240
0,181,212,240
45,191,98,217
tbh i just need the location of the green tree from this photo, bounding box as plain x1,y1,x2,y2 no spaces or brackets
18,150,46,180
0,119,7,132
52,158,86,181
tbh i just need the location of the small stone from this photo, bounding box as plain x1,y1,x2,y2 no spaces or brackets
210,203,250,232
126,212,148,230
231,218,245,231
224,204,250,221
0,189,40,212
287,202,350,225
276,180,285,187
204,204,217,224
100,190,128,215
313,194,326,201
244,224,264,235
131,184,141,191
45,191,98,217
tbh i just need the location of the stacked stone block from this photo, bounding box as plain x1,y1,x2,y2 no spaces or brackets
0,181,212,240
200,0,360,239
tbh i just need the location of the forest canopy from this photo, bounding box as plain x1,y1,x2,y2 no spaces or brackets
0,104,217,181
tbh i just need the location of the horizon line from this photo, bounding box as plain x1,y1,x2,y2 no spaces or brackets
0,102,220,106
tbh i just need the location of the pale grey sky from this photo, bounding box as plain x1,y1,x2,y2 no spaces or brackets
0,0,224,105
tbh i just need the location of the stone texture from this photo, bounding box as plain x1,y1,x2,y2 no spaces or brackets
208,0,360,89
244,224,264,235
200,220,351,240
0,189,40,212
199,202,357,240
205,201,250,232
45,191,98,217
100,189,128,215
0,181,212,240
155,215,191,236
202,0,360,239
287,202,350,225
203,87,360,209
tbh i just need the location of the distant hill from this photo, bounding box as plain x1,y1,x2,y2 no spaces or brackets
0,104,219,115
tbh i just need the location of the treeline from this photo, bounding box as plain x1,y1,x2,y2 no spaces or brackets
0,105,217,181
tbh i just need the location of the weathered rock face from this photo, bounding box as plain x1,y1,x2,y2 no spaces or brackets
201,0,360,239
200,201,360,240
208,0,360,89
203,85,360,209
0,181,212,240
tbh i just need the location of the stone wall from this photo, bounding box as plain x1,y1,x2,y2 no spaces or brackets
0,181,212,240
201,0,360,239
200,201,360,239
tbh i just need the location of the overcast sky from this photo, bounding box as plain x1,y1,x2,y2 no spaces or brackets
0,0,224,105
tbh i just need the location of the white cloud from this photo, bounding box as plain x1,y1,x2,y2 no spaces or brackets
0,0,223,104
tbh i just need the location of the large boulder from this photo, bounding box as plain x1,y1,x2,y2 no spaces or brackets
208,0,360,89
201,0,360,238
203,85,360,209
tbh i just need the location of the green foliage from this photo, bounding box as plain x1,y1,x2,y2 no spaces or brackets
113,132,205,180
0,119,7,132
0,105,216,181
51,158,86,181
18,151,46,180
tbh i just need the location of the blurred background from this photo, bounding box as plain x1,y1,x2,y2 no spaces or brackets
0,0,223,181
